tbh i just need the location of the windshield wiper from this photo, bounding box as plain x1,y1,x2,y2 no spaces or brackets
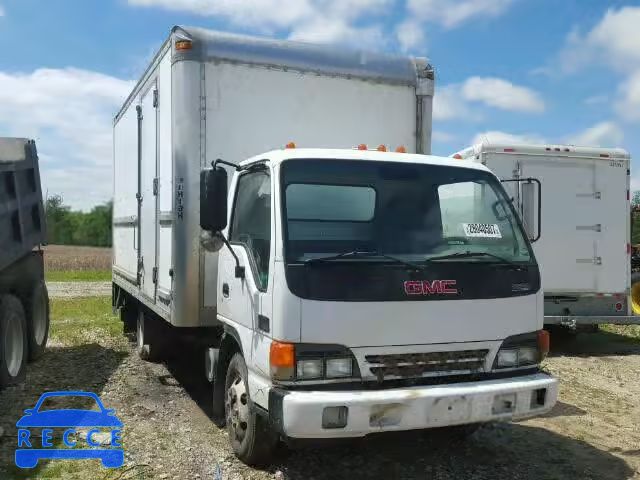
424,251,522,266
303,250,425,271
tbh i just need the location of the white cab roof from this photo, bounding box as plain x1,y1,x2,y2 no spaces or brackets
453,142,630,160
241,148,492,172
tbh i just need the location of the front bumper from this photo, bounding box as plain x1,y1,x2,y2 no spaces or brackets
269,373,557,439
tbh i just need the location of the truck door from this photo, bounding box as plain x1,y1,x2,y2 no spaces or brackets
217,168,273,402
139,84,159,301
521,158,599,293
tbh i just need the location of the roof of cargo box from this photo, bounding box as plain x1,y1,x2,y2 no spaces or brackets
452,142,630,161
240,148,490,173
175,26,431,86
0,138,29,163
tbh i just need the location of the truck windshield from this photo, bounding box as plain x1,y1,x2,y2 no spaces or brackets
281,159,533,265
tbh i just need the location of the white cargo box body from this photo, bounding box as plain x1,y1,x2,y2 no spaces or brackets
113,26,434,327
455,143,631,306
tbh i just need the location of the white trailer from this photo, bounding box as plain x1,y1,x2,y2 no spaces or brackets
113,27,557,465
452,142,638,326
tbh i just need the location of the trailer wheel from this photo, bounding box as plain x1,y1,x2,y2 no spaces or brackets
225,353,277,466
136,310,162,362
631,273,640,315
24,281,49,361
0,295,28,387
120,301,137,335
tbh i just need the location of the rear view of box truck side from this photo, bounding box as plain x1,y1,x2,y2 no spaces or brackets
453,143,636,326
112,25,434,334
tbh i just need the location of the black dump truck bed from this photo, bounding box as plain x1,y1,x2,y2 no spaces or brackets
0,138,46,272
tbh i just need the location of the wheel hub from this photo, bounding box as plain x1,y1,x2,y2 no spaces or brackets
225,374,249,441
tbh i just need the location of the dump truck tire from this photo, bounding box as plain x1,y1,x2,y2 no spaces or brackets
0,294,28,387
24,281,49,361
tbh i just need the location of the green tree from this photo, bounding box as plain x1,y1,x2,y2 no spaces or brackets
45,195,112,247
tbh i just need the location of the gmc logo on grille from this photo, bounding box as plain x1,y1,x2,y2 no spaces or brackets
404,280,458,295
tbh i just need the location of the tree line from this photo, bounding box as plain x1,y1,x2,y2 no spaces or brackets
45,195,112,247
43,191,640,248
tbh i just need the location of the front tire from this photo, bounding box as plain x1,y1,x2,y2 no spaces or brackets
225,353,277,466
0,295,28,387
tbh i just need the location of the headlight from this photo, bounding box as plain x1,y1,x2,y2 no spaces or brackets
297,359,323,379
270,342,359,382
497,349,518,368
325,358,353,378
518,346,538,365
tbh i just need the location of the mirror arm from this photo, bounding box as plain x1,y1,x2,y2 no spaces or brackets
212,158,239,171
219,232,245,279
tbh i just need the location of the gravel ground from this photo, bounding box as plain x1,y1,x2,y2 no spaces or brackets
1,300,639,479
47,282,111,298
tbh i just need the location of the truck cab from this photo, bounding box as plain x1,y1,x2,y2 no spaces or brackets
202,147,557,464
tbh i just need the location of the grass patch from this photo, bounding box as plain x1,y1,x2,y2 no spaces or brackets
45,269,111,282
601,324,640,341
50,297,124,347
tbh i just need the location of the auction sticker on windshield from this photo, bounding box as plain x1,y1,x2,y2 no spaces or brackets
463,223,502,238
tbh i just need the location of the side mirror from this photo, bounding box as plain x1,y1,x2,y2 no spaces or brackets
521,180,541,242
200,167,228,232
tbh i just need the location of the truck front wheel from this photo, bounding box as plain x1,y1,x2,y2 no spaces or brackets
225,353,277,466
0,295,28,387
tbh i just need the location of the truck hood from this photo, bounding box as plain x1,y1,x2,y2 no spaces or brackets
300,293,541,347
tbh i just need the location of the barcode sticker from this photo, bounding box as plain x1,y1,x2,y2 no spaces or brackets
463,223,502,238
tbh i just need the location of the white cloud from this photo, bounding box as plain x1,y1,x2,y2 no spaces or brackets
616,70,640,121
129,0,392,47
0,5,5,17
128,0,314,31
407,0,514,29
289,18,385,49
584,94,608,106
461,76,544,113
0,68,133,209
433,84,472,120
396,19,426,52
432,130,456,143
560,6,640,73
567,121,623,147
472,130,545,146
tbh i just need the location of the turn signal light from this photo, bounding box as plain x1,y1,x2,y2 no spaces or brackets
357,144,368,150
452,153,463,160
175,40,193,51
270,341,295,381
285,142,296,149
377,145,387,152
395,146,407,153
537,330,550,359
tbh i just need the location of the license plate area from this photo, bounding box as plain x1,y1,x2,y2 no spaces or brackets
426,395,472,424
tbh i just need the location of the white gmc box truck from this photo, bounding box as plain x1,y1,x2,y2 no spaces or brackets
452,142,638,327
112,26,557,465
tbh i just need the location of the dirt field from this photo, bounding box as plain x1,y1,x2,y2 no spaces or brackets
47,282,111,298
0,295,639,479
43,245,112,272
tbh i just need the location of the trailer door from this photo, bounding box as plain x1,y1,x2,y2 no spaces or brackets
521,158,599,293
590,159,628,293
139,83,159,301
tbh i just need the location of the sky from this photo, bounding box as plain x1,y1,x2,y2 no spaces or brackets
0,0,639,209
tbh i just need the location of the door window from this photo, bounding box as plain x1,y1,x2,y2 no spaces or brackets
230,170,271,290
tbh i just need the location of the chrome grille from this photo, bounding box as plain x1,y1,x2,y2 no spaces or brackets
365,349,489,380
